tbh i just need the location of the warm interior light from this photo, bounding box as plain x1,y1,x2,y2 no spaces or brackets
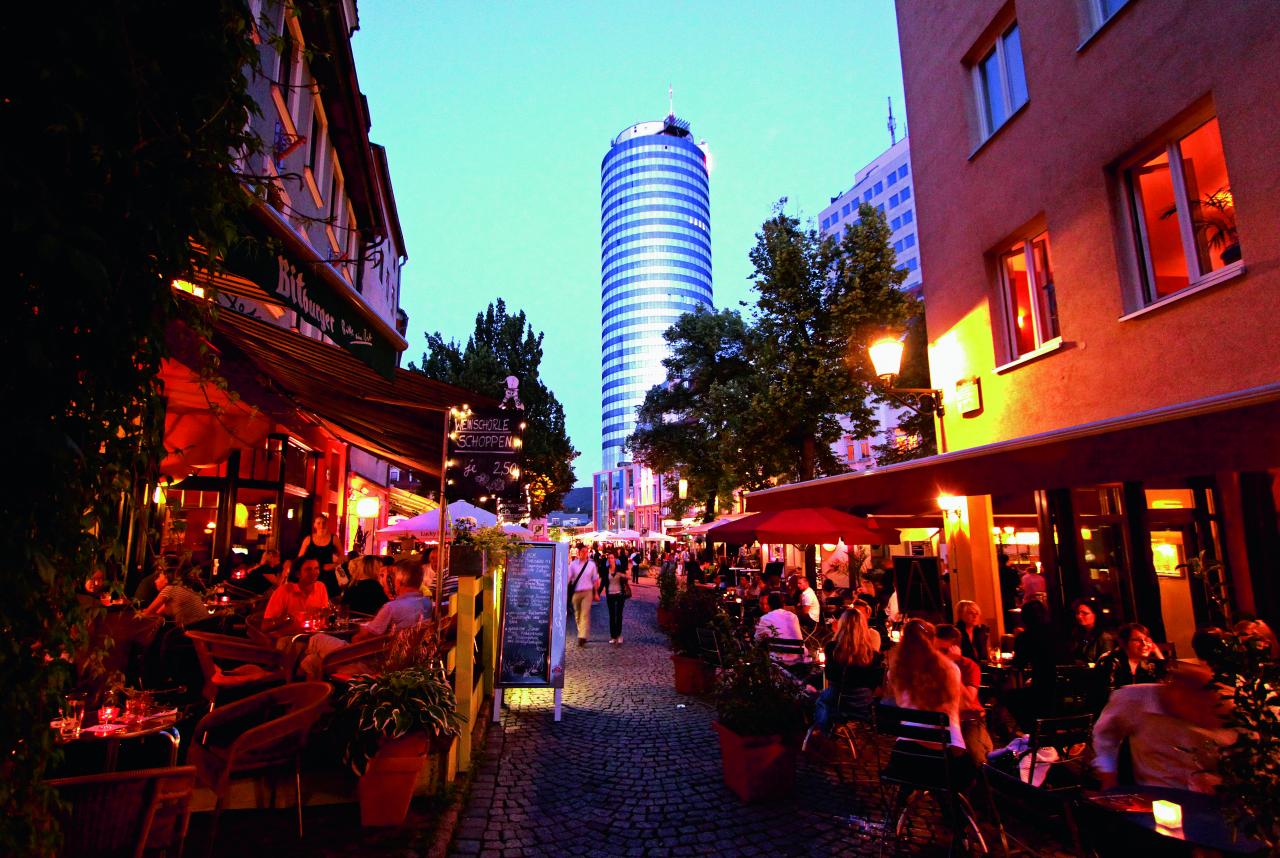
1003,526,1015,535
991,527,1002,536
936,493,964,513
153,486,167,505
678,479,688,500
869,337,905,380
355,496,380,518
234,503,249,528
1080,527,1093,541
172,279,206,299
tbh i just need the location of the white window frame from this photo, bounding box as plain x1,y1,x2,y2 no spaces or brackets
1125,116,1240,307
1090,0,1130,31
972,22,1027,141
997,232,1059,361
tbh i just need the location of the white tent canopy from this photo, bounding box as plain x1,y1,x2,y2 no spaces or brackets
376,499,496,539
644,533,677,543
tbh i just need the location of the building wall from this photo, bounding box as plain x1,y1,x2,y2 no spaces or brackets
600,118,713,470
896,0,1280,454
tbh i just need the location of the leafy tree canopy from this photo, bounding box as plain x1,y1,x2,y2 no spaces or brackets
413,299,578,517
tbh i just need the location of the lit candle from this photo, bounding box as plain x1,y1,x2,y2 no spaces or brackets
98,706,120,724
1152,800,1183,829
219,594,230,604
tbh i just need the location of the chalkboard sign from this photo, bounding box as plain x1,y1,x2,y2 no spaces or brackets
496,542,568,689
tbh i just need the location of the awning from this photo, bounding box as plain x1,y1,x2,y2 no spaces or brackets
747,383,1280,515
704,508,899,545
203,310,492,478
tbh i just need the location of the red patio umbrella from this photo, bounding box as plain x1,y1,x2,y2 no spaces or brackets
703,507,899,545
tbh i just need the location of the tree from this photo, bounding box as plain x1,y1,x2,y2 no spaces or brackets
413,299,578,518
745,199,920,482
3,2,263,850
627,307,756,521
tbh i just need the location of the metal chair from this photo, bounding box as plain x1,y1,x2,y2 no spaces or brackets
49,765,196,858
187,681,331,852
981,713,1093,857
874,702,988,856
696,627,726,669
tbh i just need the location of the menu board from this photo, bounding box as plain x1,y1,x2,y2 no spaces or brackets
496,542,568,689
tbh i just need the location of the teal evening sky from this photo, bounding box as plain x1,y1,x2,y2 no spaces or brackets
352,0,907,480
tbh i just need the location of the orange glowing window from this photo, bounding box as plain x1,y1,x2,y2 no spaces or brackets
998,231,1059,360
1128,116,1238,304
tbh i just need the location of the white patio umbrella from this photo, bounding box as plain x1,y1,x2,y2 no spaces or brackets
501,522,534,537
644,533,677,543
375,499,497,539
575,529,617,541
613,528,643,540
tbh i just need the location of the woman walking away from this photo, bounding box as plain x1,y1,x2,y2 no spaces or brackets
605,550,632,644
813,609,884,734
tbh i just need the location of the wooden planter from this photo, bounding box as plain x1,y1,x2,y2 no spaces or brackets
671,654,714,695
713,721,799,803
451,546,484,576
656,606,676,631
358,734,430,826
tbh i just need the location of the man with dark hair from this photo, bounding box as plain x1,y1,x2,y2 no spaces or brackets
935,624,993,764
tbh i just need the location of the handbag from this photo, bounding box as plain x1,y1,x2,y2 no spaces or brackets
620,576,633,600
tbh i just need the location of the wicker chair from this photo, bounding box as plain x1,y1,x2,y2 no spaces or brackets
49,765,196,858
318,634,393,682
184,630,290,710
187,682,331,850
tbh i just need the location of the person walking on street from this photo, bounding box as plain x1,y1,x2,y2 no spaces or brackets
605,550,632,644
630,547,643,584
568,543,601,647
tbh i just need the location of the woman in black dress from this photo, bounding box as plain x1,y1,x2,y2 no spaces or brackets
298,514,341,600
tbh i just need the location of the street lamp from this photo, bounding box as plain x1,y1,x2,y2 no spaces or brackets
868,336,945,416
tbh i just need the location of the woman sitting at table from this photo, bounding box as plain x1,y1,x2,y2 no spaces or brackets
1066,598,1116,665
954,599,991,665
142,564,212,629
342,555,389,617
885,619,973,784
1095,622,1166,695
813,609,883,734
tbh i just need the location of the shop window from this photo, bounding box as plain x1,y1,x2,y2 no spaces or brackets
972,21,1029,141
997,230,1059,360
1127,116,1239,304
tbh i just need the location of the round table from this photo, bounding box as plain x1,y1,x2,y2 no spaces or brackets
57,713,181,772
1083,786,1266,855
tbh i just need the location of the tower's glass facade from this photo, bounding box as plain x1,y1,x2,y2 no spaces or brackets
600,116,712,469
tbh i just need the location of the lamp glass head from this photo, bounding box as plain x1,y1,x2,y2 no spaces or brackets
869,338,905,381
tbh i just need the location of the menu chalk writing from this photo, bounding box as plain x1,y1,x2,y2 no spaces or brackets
497,543,561,688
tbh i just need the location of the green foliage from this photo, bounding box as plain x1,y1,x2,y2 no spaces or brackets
413,299,578,517
340,664,466,777
3,2,263,851
714,635,809,737
451,520,527,569
1209,633,1280,849
657,564,680,611
667,589,732,659
627,307,756,520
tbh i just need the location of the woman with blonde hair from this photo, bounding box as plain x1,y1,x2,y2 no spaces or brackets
341,555,389,617
813,609,884,734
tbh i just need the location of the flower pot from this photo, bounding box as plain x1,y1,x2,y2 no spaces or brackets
656,606,676,630
713,721,799,803
671,654,714,695
358,734,429,826
451,546,484,577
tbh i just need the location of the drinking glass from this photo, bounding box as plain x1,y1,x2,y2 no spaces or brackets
60,696,85,739
338,604,350,627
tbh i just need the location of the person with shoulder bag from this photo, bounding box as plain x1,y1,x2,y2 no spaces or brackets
605,549,631,645
567,543,601,647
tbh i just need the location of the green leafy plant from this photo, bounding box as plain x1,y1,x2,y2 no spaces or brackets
1207,632,1280,849
667,589,729,658
714,635,809,737
340,664,466,777
452,521,527,570
657,564,679,611
1162,186,1240,264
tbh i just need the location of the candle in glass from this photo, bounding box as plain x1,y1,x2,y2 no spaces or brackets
1152,800,1182,829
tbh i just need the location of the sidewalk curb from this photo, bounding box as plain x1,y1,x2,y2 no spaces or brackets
426,704,496,858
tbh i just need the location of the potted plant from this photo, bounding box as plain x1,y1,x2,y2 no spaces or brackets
667,589,726,694
1162,186,1240,266
712,636,809,802
656,563,679,630
341,662,465,826
449,518,526,576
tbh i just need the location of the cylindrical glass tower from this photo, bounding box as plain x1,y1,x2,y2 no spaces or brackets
600,115,712,470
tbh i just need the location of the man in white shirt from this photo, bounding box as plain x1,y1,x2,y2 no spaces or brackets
1092,663,1235,791
755,593,804,664
795,575,820,626
567,544,600,647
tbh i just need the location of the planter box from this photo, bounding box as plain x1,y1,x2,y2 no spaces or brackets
656,606,676,631
358,734,429,826
713,721,799,803
671,654,714,695
451,546,484,577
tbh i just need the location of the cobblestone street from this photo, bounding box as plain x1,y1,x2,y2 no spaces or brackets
451,581,1064,857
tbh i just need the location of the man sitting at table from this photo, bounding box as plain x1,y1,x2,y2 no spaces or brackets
262,557,329,639
241,548,282,595
756,592,804,664
1092,662,1235,791
299,557,433,680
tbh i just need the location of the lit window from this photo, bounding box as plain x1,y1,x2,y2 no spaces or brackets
973,22,1028,140
998,230,1059,359
1127,116,1238,303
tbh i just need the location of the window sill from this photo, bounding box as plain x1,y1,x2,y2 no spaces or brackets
1076,1,1134,53
993,337,1067,375
968,101,1029,161
1118,262,1246,322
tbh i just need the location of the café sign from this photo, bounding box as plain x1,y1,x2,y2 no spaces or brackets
448,407,524,502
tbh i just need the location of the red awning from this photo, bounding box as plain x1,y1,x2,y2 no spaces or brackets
158,358,274,480
704,507,900,545
746,384,1280,515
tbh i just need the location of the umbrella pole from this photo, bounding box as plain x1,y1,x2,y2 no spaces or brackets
436,408,451,639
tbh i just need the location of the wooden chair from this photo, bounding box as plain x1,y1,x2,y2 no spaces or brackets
187,682,331,851
319,634,392,682
874,703,988,856
49,765,196,858
184,630,290,711
981,713,1093,856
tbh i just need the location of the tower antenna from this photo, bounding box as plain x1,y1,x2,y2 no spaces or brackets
668,84,674,118
887,96,898,145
